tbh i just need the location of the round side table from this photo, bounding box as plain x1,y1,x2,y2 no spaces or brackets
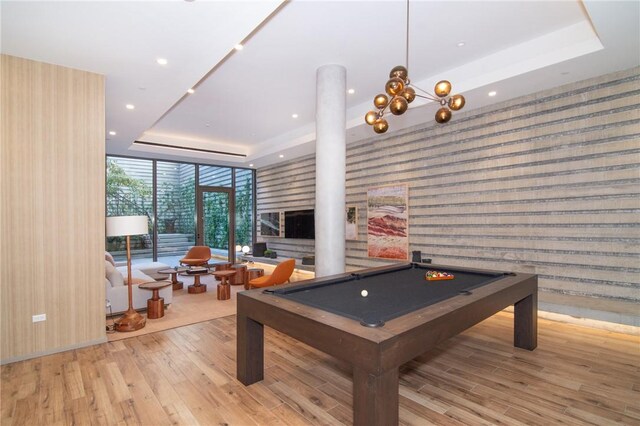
180,270,210,294
138,281,172,319
211,270,236,300
157,267,188,290
210,261,233,281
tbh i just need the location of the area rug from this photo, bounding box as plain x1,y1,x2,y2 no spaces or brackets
107,274,244,341
107,263,315,341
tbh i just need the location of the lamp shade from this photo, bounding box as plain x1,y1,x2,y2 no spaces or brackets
242,245,250,254
106,215,148,237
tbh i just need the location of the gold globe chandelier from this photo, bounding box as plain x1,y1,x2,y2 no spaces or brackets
365,0,466,134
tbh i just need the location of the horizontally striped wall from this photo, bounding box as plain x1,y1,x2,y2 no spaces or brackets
257,67,639,320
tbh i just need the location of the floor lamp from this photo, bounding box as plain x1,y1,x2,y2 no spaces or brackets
106,215,148,332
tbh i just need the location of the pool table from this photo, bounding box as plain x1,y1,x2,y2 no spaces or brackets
237,262,537,426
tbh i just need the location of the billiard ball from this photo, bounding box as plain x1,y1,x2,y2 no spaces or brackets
361,290,368,297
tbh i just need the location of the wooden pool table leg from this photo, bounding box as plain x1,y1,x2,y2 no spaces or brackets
353,366,399,426
237,314,264,385
514,291,537,350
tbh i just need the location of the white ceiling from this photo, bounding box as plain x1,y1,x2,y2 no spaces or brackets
2,1,639,169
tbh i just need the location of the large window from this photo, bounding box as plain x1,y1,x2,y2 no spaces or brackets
157,161,196,257
106,156,254,264
235,168,253,249
106,157,154,260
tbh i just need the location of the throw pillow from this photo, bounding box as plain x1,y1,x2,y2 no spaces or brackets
105,260,125,287
105,252,116,267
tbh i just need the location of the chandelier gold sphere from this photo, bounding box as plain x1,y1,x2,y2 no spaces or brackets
435,107,452,123
448,94,465,111
365,110,378,125
385,77,405,96
401,87,416,103
434,80,452,97
373,118,389,134
374,94,389,109
389,65,408,80
389,96,408,115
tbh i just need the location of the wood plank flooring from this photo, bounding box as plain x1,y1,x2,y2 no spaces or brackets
2,312,639,425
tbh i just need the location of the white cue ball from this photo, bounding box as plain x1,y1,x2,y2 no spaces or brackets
361,290,368,297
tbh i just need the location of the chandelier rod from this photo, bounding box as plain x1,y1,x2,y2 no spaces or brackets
405,0,410,74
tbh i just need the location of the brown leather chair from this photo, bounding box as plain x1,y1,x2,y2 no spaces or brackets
247,259,295,289
179,246,211,267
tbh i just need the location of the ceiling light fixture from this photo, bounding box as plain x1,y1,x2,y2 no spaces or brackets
109,131,116,136
126,104,135,110
488,91,497,97
291,113,298,119
156,58,168,65
365,0,466,134
187,88,195,94
457,41,466,47
249,163,254,167
348,88,355,94
279,154,284,158
234,44,244,51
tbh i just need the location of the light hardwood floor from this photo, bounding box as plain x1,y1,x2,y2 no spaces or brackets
1,312,638,425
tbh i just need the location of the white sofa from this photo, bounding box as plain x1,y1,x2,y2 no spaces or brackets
105,258,172,315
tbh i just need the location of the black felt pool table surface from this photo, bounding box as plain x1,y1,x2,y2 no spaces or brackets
269,263,506,326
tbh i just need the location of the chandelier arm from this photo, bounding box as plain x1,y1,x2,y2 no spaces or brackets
413,92,440,102
411,84,440,101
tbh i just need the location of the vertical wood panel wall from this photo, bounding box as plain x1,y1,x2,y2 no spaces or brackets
257,67,639,323
1,55,106,362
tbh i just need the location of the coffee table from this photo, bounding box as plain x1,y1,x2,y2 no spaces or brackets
138,281,172,319
179,269,211,294
210,270,236,300
157,267,188,290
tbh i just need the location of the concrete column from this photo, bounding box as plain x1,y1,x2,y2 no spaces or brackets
315,64,346,277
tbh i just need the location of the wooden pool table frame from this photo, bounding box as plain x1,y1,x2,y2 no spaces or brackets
237,263,537,426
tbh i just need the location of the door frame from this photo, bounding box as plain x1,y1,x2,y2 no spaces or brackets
196,186,236,263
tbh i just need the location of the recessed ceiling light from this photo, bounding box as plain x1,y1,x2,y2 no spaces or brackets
126,104,135,110
457,41,466,47
156,58,168,65
187,88,195,94
249,163,254,167
488,91,497,97
348,88,355,94
279,154,284,158
109,131,116,136
234,44,244,51
292,113,298,119
205,123,210,127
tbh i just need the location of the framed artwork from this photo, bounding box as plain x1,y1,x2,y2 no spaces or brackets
346,205,358,240
260,211,282,237
367,184,409,260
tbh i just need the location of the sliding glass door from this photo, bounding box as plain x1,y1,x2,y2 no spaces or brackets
197,187,235,262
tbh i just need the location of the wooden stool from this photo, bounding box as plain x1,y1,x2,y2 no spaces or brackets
211,270,235,300
230,264,247,286
245,268,264,290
